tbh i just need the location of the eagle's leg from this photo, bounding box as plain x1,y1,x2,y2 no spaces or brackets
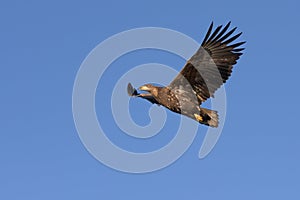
193,107,219,128
194,113,203,122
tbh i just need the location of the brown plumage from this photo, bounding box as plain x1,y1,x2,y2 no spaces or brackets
127,22,245,127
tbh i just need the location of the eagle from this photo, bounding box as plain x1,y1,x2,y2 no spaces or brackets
127,22,245,127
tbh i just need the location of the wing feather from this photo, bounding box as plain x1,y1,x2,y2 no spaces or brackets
168,22,245,104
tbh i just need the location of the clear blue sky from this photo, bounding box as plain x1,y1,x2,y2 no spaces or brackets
1,0,299,199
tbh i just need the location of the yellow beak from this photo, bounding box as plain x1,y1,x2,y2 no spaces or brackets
139,85,150,91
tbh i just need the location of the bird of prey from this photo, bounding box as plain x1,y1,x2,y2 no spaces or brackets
127,22,245,127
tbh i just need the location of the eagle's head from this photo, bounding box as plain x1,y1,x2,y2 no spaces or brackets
139,84,159,97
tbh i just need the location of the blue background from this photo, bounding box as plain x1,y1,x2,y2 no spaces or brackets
1,0,299,199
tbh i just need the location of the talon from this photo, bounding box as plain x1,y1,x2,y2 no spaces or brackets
194,114,203,122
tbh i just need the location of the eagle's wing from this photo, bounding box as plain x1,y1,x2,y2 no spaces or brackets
168,22,245,103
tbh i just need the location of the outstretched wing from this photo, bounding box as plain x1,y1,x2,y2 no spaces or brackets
168,22,245,103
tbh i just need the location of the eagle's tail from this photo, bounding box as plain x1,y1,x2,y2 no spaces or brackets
194,108,219,128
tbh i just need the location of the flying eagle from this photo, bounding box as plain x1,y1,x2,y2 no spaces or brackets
127,22,245,127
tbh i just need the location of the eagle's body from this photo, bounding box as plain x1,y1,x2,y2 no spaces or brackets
127,22,245,127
